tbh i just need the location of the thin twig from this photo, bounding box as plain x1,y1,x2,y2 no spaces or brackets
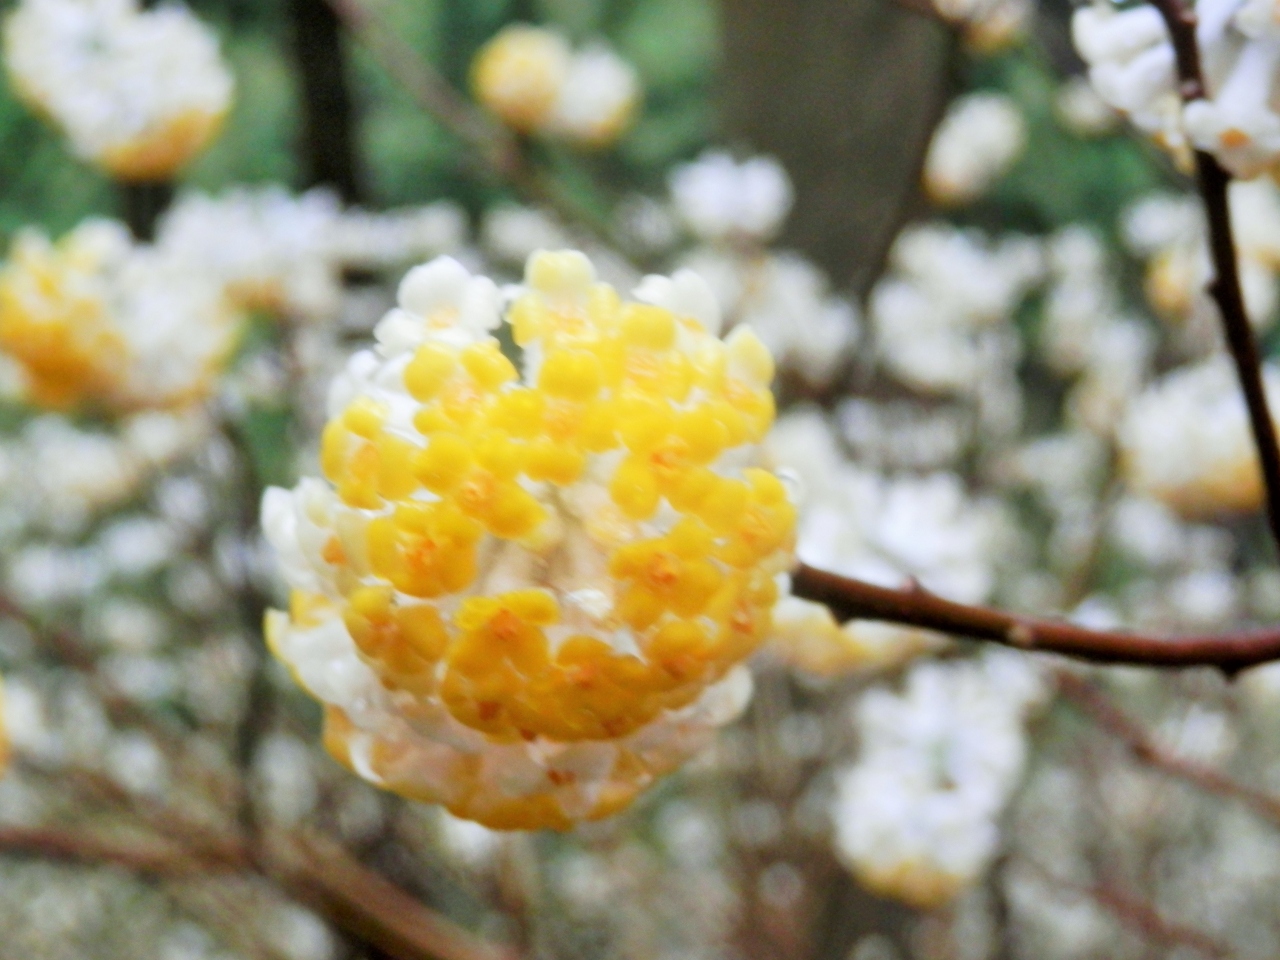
1145,0,1280,556
324,0,640,264
324,0,515,174
0,825,232,877
1056,671,1280,827
1018,857,1232,959
791,563,1280,671
268,831,519,960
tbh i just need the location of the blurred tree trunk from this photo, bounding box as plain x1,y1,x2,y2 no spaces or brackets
117,0,172,239
119,181,174,241
718,0,956,293
289,0,364,204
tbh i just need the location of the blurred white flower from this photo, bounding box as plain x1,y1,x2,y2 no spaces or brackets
1074,0,1280,177
1123,180,1280,335
871,223,1042,397
924,93,1027,206
682,247,858,387
1118,355,1280,516
4,0,233,179
933,0,1032,52
158,187,466,323
831,651,1047,908
0,219,241,411
669,151,794,244
1055,75,1122,136
766,409,1014,676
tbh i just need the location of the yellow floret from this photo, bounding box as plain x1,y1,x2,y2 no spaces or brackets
620,303,678,351
461,341,518,391
526,249,595,301
539,349,603,400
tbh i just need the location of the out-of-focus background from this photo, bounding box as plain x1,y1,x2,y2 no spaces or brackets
5,1,1280,959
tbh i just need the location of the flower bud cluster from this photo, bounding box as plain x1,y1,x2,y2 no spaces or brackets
1073,0,1280,178
924,92,1027,207
263,250,796,829
472,25,640,148
4,0,233,180
831,651,1047,908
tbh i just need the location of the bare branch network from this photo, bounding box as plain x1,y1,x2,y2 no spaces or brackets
782,0,1280,673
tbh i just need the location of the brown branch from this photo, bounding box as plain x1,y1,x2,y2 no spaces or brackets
1056,671,1280,826
324,0,516,176
0,825,234,877
1019,857,1232,959
1146,0,1280,556
791,563,1280,670
21,755,515,960
266,831,519,960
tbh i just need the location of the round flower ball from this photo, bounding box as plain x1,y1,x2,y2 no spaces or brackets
471,24,639,148
4,0,233,181
263,250,797,830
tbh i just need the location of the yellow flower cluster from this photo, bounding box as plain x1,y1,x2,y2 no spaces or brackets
0,222,241,411
0,227,129,410
471,25,639,148
264,251,796,829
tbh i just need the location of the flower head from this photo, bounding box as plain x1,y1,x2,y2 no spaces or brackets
263,250,795,829
1119,356,1280,517
831,652,1046,908
472,25,639,148
924,93,1026,207
669,151,794,244
0,220,241,411
5,0,233,180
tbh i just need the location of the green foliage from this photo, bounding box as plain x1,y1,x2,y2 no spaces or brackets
184,31,301,191
0,81,115,243
0,0,722,239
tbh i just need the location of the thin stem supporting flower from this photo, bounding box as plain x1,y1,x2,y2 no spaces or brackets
790,564,1280,671
323,0,642,264
1146,0,1280,558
